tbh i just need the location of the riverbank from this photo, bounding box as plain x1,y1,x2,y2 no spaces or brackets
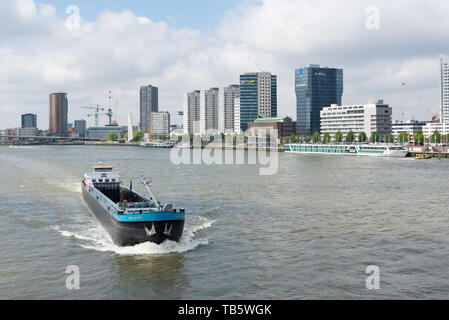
4,142,449,159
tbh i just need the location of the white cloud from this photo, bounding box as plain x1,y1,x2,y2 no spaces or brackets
14,0,37,18
0,0,448,129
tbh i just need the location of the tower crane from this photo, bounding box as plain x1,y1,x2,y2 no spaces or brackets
107,90,118,126
105,108,114,126
401,82,440,121
83,105,107,127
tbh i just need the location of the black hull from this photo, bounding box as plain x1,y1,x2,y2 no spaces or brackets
82,187,184,246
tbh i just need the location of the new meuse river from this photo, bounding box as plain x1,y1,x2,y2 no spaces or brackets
1,145,448,299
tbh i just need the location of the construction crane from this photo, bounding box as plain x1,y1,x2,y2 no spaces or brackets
401,82,440,121
83,105,106,127
105,108,114,126
107,90,119,126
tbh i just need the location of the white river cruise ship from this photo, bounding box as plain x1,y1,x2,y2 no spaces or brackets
285,144,408,157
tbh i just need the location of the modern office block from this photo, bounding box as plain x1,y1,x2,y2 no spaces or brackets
49,93,68,135
149,111,170,136
239,72,277,132
21,113,37,129
140,85,159,134
320,100,392,139
218,85,240,133
295,65,343,136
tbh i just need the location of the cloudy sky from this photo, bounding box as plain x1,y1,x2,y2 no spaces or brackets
1,0,448,129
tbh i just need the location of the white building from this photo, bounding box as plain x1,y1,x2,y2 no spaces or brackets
149,111,170,136
140,85,158,134
183,90,200,134
257,72,273,118
200,88,219,134
392,120,425,138
423,122,449,137
218,85,240,133
170,124,184,136
320,100,392,139
441,54,449,124
234,92,241,134
14,127,38,137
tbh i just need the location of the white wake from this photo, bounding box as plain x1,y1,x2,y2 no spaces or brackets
51,216,213,255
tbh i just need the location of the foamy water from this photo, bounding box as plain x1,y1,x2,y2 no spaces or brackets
51,216,213,255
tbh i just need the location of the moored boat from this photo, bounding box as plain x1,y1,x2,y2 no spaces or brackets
415,153,432,159
82,165,185,246
285,144,408,157
140,141,175,148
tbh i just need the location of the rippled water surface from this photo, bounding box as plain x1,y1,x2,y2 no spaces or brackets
1,145,448,299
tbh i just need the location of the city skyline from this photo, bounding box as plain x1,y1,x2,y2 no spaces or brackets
1,0,449,129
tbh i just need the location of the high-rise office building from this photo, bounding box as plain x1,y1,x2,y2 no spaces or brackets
49,93,68,135
218,85,240,133
234,91,241,133
21,113,37,128
183,90,201,134
440,54,449,124
238,72,277,132
149,111,170,136
140,85,159,134
200,88,219,134
74,119,87,138
295,65,343,136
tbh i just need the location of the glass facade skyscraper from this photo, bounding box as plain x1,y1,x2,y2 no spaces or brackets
21,113,37,128
74,119,87,138
239,72,277,132
295,65,343,136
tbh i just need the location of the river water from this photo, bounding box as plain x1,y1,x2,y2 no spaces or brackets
0,145,448,299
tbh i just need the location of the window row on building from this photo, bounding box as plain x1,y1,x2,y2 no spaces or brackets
320,100,392,138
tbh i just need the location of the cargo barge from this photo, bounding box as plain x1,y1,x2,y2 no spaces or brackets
82,165,185,246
